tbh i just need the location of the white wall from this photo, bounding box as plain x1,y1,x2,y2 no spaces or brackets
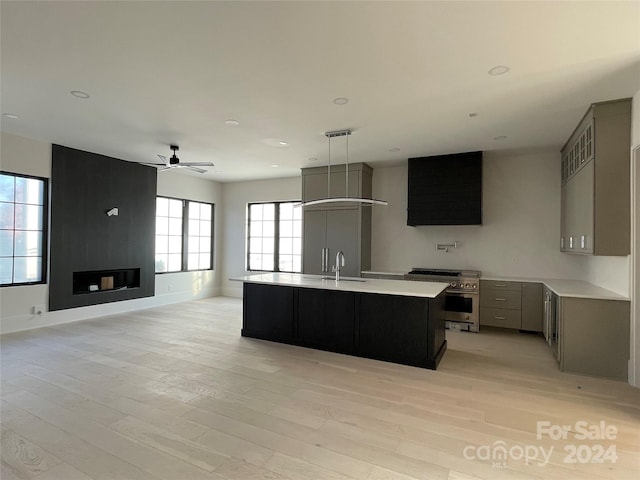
370,149,586,280
583,256,629,297
220,176,300,297
0,132,222,334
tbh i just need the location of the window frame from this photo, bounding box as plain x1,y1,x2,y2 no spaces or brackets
154,195,214,274
246,200,302,273
0,171,49,287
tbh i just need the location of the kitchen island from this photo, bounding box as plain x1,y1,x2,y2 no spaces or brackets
233,273,448,369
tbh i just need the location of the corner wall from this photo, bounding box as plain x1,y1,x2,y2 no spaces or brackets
0,132,222,334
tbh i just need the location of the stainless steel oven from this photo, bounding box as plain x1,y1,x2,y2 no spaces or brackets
405,268,480,332
444,291,479,330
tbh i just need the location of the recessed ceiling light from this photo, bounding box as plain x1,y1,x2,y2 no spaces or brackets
333,97,349,105
225,119,240,126
389,148,401,152
308,157,318,162
468,112,478,118
279,141,288,146
3,113,19,119
488,65,510,76
493,135,508,141
70,90,90,99
271,164,279,168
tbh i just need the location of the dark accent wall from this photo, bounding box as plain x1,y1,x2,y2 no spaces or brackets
49,145,156,311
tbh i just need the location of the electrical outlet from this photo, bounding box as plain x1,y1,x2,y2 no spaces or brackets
32,304,45,316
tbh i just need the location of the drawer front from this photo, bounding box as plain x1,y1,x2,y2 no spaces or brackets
480,307,522,329
480,280,522,292
480,290,522,310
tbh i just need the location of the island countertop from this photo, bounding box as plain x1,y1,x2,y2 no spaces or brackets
231,272,448,298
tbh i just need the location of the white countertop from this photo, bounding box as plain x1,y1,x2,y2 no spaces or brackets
359,270,629,301
482,275,629,301
231,273,447,298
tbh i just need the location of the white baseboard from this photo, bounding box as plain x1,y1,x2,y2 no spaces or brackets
0,287,219,335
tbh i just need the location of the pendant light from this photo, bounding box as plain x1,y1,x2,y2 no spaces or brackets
296,129,388,207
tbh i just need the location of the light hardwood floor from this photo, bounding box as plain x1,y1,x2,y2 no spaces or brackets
1,297,639,480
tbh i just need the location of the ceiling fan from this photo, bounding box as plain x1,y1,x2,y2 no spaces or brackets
144,145,214,174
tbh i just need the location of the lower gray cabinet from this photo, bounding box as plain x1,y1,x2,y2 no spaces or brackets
521,283,543,331
558,297,630,380
480,280,542,332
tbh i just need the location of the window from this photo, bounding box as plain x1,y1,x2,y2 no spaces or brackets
187,201,212,270
155,197,213,273
0,172,48,286
247,201,301,272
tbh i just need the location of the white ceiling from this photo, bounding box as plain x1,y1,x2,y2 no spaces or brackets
1,1,639,182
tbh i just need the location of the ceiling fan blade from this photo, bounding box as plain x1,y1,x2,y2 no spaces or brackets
157,154,169,166
141,162,167,167
179,162,215,167
157,166,173,172
183,165,207,174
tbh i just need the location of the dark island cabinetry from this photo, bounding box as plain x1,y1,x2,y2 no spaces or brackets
242,282,447,370
297,288,355,355
242,283,295,342
358,293,445,368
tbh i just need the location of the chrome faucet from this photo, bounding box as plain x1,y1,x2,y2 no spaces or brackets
332,250,345,281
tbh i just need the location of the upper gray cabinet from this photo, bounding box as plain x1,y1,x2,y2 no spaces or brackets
560,98,631,255
302,163,373,209
301,163,372,277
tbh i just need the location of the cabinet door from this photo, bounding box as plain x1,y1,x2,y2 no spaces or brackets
563,160,594,253
302,210,327,275
298,288,355,354
326,209,360,277
302,170,361,203
358,293,429,365
242,283,294,342
572,161,594,253
521,282,543,332
328,169,361,199
303,173,329,203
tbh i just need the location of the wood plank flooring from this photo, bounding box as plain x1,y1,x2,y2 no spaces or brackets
1,297,639,479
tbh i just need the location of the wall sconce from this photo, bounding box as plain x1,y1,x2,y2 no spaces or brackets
106,207,119,217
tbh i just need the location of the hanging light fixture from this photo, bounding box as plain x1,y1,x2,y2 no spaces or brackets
296,129,388,207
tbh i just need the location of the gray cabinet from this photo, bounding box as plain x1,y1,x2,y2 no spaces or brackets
479,280,542,332
303,209,365,277
302,163,372,209
302,163,372,277
560,98,631,255
521,282,543,332
557,297,630,380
